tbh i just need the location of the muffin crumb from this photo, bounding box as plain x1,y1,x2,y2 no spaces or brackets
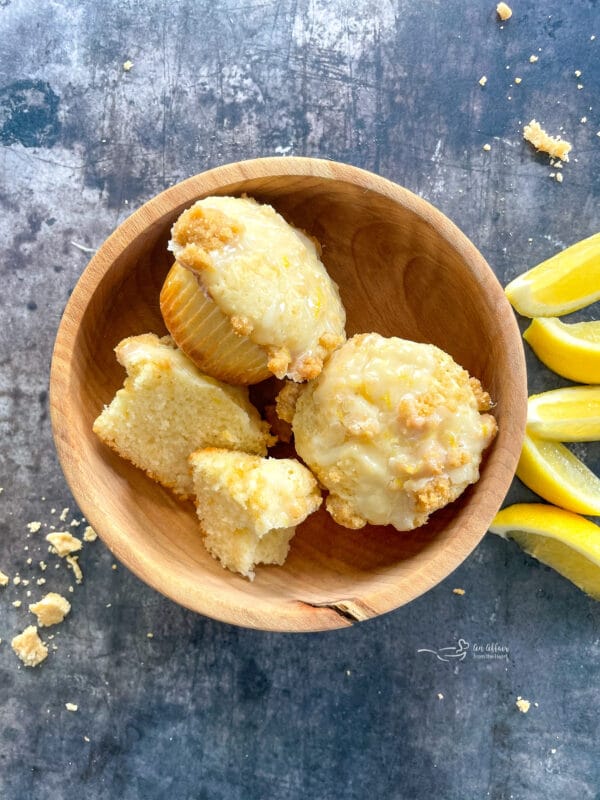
11,626,48,667
46,531,82,557
83,526,97,542
496,2,512,21
29,593,71,627
523,120,572,161
27,521,42,533
66,555,83,584
516,696,531,713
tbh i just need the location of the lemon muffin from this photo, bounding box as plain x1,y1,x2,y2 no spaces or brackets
161,195,346,384
189,448,322,579
291,333,497,531
93,334,274,498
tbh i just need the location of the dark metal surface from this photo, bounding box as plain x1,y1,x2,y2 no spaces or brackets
1,1,599,798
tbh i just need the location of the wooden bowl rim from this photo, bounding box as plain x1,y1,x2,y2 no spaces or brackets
50,156,527,631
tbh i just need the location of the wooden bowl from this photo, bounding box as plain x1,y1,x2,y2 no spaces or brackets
50,157,526,631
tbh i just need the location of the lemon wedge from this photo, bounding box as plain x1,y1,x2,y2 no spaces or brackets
516,433,600,515
527,386,600,441
505,231,600,317
523,317,600,384
489,503,600,599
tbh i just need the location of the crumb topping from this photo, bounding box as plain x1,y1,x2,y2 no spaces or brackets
230,315,254,337
276,381,304,424
172,205,242,257
267,346,291,379
326,494,367,529
469,376,493,411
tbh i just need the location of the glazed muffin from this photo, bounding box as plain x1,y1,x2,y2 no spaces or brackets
93,334,274,498
189,448,322,579
291,333,498,531
161,195,346,384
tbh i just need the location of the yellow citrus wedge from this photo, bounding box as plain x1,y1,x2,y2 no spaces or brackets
516,433,600,515
523,317,600,384
505,231,600,317
527,385,600,441
489,503,600,599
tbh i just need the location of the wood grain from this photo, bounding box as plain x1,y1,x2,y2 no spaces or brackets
49,157,527,631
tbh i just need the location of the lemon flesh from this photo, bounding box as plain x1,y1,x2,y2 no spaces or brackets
527,385,600,441
516,434,600,515
490,503,600,599
523,317,600,384
505,231,600,317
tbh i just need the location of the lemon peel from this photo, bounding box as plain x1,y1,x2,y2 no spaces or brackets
505,231,600,317
516,433,600,515
524,318,600,384
490,503,600,599
527,385,600,441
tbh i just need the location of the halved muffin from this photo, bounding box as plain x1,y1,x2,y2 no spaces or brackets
189,448,322,579
93,334,274,498
161,195,346,384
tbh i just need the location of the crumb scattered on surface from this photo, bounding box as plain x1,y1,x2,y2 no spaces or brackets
27,521,42,534
437,692,444,700
123,60,133,71
514,77,522,84
483,143,491,151
479,76,487,86
581,116,587,124
112,563,118,570
529,54,538,63
0,570,9,587
46,531,82,557
516,696,531,713
12,600,22,608
11,626,48,667
496,2,512,21
453,588,466,595
13,575,21,585
83,525,97,542
65,703,78,712
29,593,71,627
59,508,69,522
574,70,582,78
84,736,90,742
147,632,154,639
66,556,83,584
523,120,572,162
555,173,563,183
